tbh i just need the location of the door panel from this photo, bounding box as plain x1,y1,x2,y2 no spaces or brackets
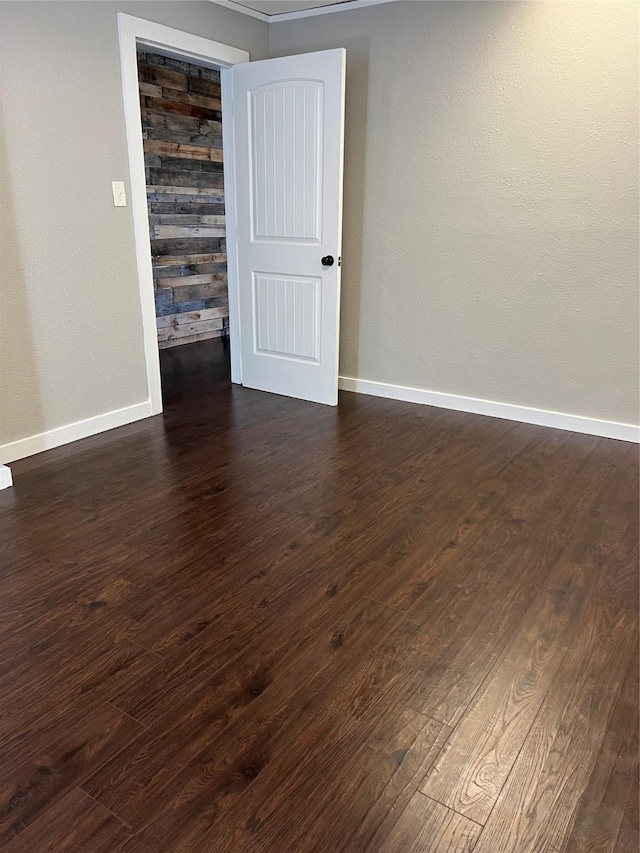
251,83,322,243
232,49,345,405
253,274,321,363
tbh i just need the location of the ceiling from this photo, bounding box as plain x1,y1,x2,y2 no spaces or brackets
231,1,350,13
220,1,390,19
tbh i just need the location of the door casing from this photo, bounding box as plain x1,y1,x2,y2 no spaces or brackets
118,13,247,414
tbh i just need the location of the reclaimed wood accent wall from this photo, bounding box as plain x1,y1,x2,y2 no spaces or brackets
137,51,228,349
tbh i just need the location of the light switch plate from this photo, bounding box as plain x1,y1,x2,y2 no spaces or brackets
112,181,127,207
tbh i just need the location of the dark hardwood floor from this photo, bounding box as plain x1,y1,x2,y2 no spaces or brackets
1,338,638,852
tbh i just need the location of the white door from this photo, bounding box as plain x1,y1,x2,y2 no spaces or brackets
231,49,346,405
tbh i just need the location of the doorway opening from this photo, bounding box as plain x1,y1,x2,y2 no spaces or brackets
118,14,247,416
136,48,230,398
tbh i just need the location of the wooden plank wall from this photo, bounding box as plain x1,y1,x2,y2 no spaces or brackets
137,51,228,349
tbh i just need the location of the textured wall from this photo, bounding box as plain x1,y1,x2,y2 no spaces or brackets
138,51,229,348
0,1,268,445
270,0,639,424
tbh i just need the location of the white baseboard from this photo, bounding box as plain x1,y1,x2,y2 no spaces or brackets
338,376,639,443
0,465,13,489
1,380,635,469
0,401,154,463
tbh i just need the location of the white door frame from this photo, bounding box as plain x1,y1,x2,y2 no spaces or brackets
118,13,247,415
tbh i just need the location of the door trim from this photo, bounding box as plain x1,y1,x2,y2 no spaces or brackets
117,13,248,414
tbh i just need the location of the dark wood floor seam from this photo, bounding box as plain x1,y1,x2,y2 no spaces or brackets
414,789,485,827
77,785,131,828
105,700,151,731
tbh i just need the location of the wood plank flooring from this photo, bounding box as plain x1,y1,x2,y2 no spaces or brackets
1,338,637,852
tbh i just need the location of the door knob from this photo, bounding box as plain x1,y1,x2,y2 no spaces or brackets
321,255,335,267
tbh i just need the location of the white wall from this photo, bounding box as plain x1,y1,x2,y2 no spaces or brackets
0,1,268,448
270,0,639,426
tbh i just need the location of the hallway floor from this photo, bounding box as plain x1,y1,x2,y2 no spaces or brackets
1,338,637,851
